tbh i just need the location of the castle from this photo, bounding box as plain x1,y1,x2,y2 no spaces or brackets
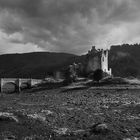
86,46,112,75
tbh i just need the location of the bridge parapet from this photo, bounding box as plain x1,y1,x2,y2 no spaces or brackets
0,78,42,93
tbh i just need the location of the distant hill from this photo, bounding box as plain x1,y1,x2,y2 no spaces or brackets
109,44,140,78
0,52,79,78
0,44,139,78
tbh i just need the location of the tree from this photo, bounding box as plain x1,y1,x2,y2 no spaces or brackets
93,69,103,82
124,67,138,77
63,64,77,85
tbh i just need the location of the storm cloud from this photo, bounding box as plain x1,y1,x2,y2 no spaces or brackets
0,0,140,54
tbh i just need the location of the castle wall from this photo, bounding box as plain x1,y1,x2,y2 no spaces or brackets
101,50,111,75
101,50,108,72
86,55,101,73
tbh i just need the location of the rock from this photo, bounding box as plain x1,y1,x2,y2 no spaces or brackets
90,123,109,135
123,137,140,140
72,129,86,135
2,132,16,140
24,135,41,140
4,135,16,140
41,110,53,115
27,113,46,121
0,112,19,123
123,138,131,140
54,128,69,135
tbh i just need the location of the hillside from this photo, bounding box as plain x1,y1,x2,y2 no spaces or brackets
0,52,77,78
109,44,140,78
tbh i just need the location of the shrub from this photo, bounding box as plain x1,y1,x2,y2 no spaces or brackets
93,69,103,82
63,66,77,85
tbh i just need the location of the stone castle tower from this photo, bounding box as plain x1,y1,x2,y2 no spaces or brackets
85,46,111,75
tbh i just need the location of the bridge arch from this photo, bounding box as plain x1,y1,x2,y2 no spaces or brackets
20,82,31,90
2,82,19,93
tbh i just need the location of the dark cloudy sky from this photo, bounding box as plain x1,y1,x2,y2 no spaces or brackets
0,0,140,54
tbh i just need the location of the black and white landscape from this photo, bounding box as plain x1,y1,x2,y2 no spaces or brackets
0,0,140,140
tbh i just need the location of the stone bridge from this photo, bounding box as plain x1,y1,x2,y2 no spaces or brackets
0,78,42,93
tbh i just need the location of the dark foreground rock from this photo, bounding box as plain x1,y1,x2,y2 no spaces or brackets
90,123,109,135
0,111,52,140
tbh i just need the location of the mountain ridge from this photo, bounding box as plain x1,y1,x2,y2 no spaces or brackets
0,44,139,78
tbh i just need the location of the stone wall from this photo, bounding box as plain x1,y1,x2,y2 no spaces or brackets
86,55,101,74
